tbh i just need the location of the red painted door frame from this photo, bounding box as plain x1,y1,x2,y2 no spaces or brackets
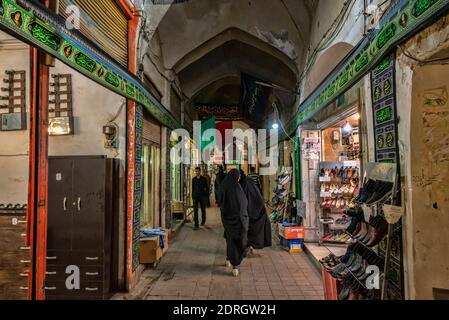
26,0,140,298
26,47,37,300
126,10,140,291
33,51,50,301
26,1,50,301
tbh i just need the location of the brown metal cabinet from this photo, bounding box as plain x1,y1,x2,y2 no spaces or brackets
0,208,29,300
45,156,119,300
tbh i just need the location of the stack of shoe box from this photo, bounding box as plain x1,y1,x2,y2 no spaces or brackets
278,223,305,253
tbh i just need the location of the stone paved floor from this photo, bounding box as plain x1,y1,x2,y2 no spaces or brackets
113,207,324,300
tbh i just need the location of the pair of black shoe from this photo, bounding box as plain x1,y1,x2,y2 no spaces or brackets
345,207,365,234
355,179,393,204
347,240,384,268
328,244,362,279
320,253,339,270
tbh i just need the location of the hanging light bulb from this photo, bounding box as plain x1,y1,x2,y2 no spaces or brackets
343,121,353,133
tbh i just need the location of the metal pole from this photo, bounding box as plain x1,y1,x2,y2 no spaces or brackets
381,173,399,300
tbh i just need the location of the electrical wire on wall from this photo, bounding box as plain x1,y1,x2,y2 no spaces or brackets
109,99,126,123
298,0,356,86
272,100,296,145
105,99,126,159
136,4,193,105
397,45,449,65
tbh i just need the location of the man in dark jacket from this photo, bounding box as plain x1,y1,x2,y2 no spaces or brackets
192,167,209,229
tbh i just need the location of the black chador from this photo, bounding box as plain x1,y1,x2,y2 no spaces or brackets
214,166,227,206
220,169,249,268
239,170,272,250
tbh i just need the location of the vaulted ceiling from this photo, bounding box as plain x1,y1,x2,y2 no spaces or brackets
141,0,318,124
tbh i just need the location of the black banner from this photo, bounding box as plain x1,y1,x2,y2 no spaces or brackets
240,73,271,124
196,104,242,120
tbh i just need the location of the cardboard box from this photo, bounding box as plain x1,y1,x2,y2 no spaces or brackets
280,236,304,253
278,223,305,239
139,236,163,264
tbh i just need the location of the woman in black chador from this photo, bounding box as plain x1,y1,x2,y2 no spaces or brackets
239,170,272,255
214,165,227,206
220,169,249,277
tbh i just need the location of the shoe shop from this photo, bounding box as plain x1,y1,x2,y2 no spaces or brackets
299,80,367,244
297,62,404,300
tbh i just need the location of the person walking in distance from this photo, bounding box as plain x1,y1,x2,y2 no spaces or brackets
248,166,262,193
192,167,209,230
203,170,212,207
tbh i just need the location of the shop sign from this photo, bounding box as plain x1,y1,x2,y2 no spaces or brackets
196,104,241,120
302,137,320,160
343,160,358,167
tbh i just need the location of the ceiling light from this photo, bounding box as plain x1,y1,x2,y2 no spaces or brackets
343,122,352,133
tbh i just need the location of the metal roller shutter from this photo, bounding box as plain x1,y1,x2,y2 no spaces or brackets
59,0,128,67
143,114,161,146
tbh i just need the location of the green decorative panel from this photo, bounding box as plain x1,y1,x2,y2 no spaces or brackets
105,72,120,88
371,53,403,300
413,0,439,17
0,0,181,130
132,105,143,271
281,0,449,140
28,21,61,51
371,53,399,163
376,105,393,124
376,24,397,50
74,52,96,73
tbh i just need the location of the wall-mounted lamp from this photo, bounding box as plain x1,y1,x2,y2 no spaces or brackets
48,73,73,136
272,122,279,130
48,116,73,135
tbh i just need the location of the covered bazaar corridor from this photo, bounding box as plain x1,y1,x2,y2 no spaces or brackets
0,0,449,304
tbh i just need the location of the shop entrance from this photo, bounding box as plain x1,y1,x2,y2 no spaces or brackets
141,142,161,229
410,63,449,299
318,111,361,248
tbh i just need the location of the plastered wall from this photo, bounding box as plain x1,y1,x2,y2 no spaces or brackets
0,32,29,205
48,59,128,289
395,13,449,299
